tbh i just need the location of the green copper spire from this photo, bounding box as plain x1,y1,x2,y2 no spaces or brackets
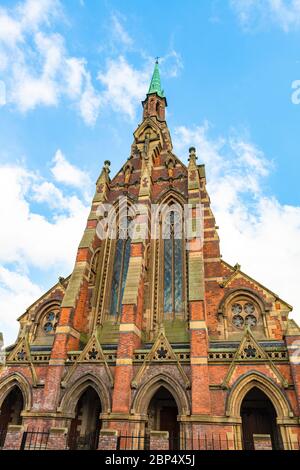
147,59,165,98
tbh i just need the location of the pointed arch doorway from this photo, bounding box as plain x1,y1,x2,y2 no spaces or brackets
68,387,102,450
146,386,180,450
0,387,24,448
241,387,282,450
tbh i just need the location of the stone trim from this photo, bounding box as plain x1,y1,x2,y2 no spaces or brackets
55,326,81,339
190,320,207,330
116,358,133,365
190,357,208,365
122,257,143,305
119,323,141,337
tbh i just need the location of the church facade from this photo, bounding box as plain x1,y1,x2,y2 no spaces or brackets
0,62,300,451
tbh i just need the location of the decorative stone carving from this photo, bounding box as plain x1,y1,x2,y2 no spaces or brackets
61,331,113,388
222,327,288,389
131,326,190,389
6,335,37,386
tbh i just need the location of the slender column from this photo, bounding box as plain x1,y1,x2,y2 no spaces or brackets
187,148,211,415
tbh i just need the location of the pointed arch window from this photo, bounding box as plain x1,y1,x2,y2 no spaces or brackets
109,212,132,318
162,206,185,319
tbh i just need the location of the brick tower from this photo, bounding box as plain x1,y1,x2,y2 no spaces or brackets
0,61,300,451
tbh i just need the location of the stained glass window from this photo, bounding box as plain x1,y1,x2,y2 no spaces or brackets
163,209,184,318
110,237,131,317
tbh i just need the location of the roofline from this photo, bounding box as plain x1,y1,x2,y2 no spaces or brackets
221,259,293,310
17,275,71,321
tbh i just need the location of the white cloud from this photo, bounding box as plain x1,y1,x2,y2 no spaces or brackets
65,57,86,98
0,160,90,269
0,267,42,346
0,1,182,125
51,149,91,190
17,0,61,29
0,153,92,344
231,0,300,32
97,56,150,119
79,72,102,126
32,181,67,209
159,50,183,78
0,8,22,46
173,124,300,324
111,13,133,47
0,80,6,105
0,0,101,125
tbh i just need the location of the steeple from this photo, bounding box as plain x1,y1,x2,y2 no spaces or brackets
142,58,167,122
147,59,164,98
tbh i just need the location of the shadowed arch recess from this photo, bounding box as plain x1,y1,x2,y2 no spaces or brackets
131,373,190,417
58,374,111,417
226,372,292,419
0,373,31,411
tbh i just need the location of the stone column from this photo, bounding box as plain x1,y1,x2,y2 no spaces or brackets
187,148,211,415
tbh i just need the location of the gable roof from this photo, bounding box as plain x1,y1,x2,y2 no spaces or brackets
221,260,293,310
17,275,70,321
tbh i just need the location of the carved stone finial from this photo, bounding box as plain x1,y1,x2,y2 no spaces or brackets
188,147,197,162
104,160,111,174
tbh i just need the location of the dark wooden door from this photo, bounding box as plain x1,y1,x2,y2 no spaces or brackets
242,405,282,450
160,407,179,450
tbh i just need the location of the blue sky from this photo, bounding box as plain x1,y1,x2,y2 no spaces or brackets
0,0,300,345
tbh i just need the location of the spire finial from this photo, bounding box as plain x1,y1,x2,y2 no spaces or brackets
148,58,164,98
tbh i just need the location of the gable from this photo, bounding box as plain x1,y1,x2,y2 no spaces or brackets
220,260,292,311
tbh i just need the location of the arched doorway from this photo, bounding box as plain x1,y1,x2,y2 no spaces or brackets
146,386,179,450
68,387,102,450
241,387,282,450
0,387,24,448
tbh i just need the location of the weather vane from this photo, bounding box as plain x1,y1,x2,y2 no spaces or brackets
155,56,160,64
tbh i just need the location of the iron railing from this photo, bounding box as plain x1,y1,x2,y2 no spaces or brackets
0,426,298,451
116,432,300,451
20,429,49,450
67,430,100,450
168,433,229,451
117,433,150,450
